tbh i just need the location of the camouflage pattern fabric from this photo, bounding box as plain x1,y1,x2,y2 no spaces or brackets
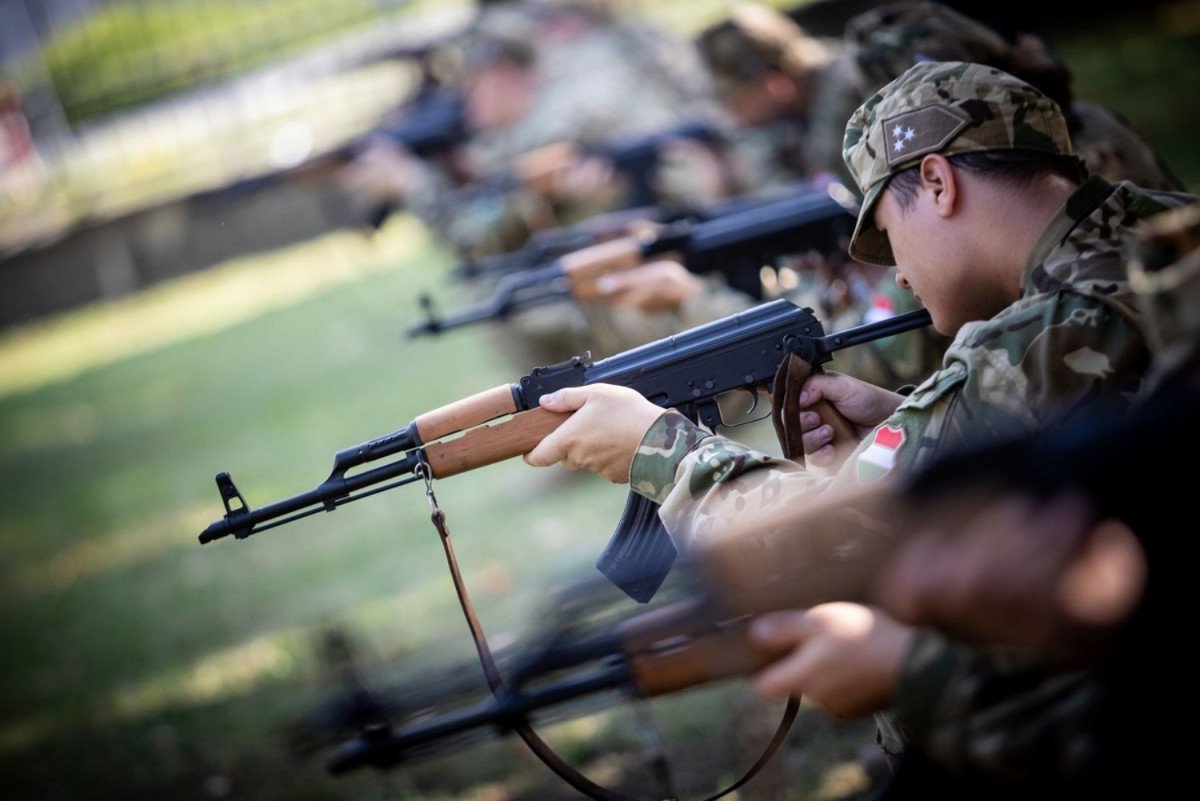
628,176,1198,778
1071,101,1185,192
846,1,1012,89
1127,201,1200,387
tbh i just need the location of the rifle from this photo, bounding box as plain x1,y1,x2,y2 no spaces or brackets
199,300,932,602
408,183,860,337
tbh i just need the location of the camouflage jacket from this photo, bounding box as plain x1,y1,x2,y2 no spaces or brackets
627,177,1197,777
1070,101,1185,193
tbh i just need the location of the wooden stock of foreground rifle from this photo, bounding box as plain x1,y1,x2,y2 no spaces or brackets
199,301,931,601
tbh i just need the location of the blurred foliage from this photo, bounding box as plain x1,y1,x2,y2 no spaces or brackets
1051,2,1200,191
19,0,457,125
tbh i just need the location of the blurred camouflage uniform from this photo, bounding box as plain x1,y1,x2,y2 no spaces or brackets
625,62,1198,784
695,2,872,193
405,1,735,368
1128,201,1200,387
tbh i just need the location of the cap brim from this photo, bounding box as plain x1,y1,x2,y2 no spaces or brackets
847,180,895,266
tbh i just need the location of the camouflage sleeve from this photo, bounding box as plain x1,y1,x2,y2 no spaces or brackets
896,289,1151,473
629,411,836,553
892,630,1103,784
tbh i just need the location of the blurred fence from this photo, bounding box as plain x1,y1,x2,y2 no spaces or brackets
0,0,473,328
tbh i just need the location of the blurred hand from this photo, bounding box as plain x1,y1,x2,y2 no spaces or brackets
522,384,667,483
798,372,904,469
593,259,705,312
874,491,1146,658
654,137,735,207
335,136,427,206
749,603,912,717
516,144,626,209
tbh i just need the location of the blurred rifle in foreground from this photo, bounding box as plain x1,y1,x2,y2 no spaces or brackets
409,183,859,337
199,300,931,601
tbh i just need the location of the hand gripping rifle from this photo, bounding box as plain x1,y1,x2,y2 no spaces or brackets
200,301,931,601
408,182,860,337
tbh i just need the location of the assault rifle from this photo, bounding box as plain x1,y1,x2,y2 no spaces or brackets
199,301,931,602
409,183,859,337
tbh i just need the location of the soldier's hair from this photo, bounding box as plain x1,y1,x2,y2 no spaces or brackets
886,150,1089,211
696,2,829,83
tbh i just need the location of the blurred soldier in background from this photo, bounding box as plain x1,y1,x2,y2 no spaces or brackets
694,0,873,192
341,0,741,367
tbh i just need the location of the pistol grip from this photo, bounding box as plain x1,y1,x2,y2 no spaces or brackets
595,491,677,603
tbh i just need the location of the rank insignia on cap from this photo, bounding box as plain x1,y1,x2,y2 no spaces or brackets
882,106,970,168
857,424,906,482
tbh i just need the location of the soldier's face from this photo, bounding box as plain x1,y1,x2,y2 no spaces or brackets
465,61,536,131
874,185,972,336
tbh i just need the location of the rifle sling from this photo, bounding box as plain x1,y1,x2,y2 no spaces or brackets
420,465,799,801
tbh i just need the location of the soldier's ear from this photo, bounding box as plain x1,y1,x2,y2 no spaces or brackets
918,154,956,218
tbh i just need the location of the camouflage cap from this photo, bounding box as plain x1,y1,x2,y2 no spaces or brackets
463,5,537,69
842,60,1072,265
845,1,1009,87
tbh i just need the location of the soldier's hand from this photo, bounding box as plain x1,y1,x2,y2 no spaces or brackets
337,136,427,205
798,372,903,469
594,260,705,312
523,384,667,483
875,491,1145,661
748,603,911,718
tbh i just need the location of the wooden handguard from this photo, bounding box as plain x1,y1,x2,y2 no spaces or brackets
422,406,571,479
413,385,520,444
628,618,791,697
560,236,646,301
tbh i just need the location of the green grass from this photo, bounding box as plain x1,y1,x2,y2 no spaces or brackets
0,216,876,800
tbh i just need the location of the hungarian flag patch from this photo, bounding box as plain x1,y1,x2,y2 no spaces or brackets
857,424,906,482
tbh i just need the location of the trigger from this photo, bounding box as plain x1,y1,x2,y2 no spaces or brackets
742,387,760,416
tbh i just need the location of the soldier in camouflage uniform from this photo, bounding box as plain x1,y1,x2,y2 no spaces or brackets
345,1,734,368
826,0,1186,391
522,61,1198,789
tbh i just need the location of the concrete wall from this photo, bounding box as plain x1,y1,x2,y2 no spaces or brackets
0,170,374,328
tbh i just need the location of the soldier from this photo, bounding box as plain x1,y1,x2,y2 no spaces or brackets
519,61,1198,788
856,201,1200,799
345,0,736,367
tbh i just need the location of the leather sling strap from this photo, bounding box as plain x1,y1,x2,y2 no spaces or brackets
417,460,800,801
